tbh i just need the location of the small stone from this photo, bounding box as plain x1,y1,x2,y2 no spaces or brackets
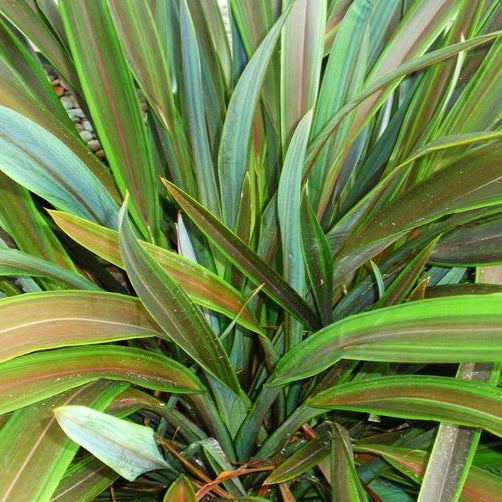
74,122,83,131
87,139,101,152
68,108,85,120
51,78,59,86
80,130,93,142
60,96,74,110
53,85,64,97
95,149,106,158
82,120,93,132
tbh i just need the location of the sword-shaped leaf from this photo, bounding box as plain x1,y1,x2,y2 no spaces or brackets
50,456,119,502
0,248,98,290
0,290,161,364
218,5,293,228
308,375,502,437
0,345,204,415
118,201,240,393
59,0,159,240
163,180,320,331
269,294,502,385
50,210,262,334
356,444,502,502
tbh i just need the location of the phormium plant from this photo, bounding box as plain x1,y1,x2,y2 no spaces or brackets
0,0,502,500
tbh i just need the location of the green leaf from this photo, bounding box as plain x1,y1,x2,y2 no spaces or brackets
280,0,325,147
51,456,119,502
0,173,76,276
431,213,502,266
179,0,220,217
0,290,161,364
59,0,160,241
55,406,169,482
376,237,440,307
218,4,293,228
269,294,502,386
265,436,330,484
300,190,333,325
0,106,119,228
307,31,500,171
417,365,498,502
334,141,502,282
118,200,241,393
0,381,126,502
50,210,262,334
0,248,98,290
163,475,197,502
308,375,502,437
326,424,368,501
278,110,312,293
0,0,81,95
0,345,204,415
163,180,320,331
357,444,502,502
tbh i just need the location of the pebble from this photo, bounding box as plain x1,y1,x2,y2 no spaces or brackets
79,130,93,142
82,120,93,132
60,96,74,110
87,139,101,152
95,149,106,158
68,108,85,120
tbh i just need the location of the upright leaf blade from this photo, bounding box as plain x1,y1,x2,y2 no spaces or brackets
119,200,241,393
218,5,293,228
163,180,320,330
59,0,160,240
280,0,325,147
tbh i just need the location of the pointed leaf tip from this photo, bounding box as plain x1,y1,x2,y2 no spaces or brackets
54,405,169,481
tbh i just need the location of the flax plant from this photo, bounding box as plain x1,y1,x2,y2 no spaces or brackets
0,1,502,500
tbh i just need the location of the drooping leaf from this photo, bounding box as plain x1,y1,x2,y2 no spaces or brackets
357,444,502,502
269,294,502,385
0,106,119,228
0,381,126,502
308,375,502,437
119,200,241,393
0,248,98,290
0,345,204,415
163,180,320,331
0,290,161,364
55,406,169,482
431,213,502,266
49,210,262,334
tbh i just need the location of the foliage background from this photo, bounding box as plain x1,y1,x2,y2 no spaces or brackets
0,0,502,500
